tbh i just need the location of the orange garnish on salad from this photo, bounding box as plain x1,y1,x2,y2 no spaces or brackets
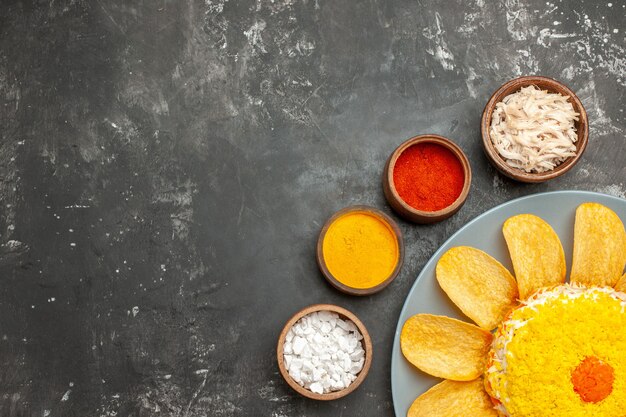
571,356,614,403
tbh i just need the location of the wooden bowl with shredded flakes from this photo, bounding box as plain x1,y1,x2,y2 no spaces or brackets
481,76,588,183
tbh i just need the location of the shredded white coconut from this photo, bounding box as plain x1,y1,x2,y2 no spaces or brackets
283,311,365,394
490,85,579,173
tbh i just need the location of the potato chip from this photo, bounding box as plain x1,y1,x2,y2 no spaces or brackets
437,247,518,330
400,314,492,381
502,214,566,299
615,273,626,293
408,379,498,417
571,203,626,287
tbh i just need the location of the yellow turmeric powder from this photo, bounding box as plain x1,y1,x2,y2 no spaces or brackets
322,211,399,289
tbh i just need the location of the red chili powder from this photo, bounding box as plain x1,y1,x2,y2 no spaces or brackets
392,143,465,212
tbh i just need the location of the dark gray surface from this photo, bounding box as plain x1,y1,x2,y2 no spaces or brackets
0,1,623,416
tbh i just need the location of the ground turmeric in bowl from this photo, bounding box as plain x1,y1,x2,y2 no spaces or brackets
321,209,400,291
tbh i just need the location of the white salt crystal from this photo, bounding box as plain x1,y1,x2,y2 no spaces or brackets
338,338,348,350
332,327,347,337
313,368,324,381
350,348,364,361
347,338,358,350
320,322,332,334
342,357,351,371
336,319,350,330
291,368,301,383
292,336,306,355
290,358,303,369
300,344,312,358
317,310,334,322
331,379,345,390
309,382,323,394
349,363,362,374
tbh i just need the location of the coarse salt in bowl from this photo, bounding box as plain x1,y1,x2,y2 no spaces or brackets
276,304,373,400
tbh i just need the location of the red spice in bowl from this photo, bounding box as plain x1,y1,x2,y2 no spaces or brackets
382,135,471,224
392,143,465,212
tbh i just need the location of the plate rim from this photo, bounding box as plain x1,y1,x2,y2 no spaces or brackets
390,189,626,416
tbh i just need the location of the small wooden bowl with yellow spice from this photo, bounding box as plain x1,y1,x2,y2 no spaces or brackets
316,206,404,296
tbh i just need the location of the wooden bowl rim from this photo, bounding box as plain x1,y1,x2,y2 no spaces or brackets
316,205,404,296
384,134,472,219
480,75,589,183
276,304,373,401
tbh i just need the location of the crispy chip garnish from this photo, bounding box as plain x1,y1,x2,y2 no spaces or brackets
503,214,566,299
615,273,626,293
571,203,626,287
436,247,518,330
400,314,492,381
407,379,497,417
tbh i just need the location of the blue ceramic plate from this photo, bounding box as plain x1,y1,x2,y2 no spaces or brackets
391,190,626,416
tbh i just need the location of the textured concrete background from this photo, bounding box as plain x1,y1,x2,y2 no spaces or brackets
0,0,624,416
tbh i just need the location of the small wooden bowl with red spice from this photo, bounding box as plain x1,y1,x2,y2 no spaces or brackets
383,135,472,224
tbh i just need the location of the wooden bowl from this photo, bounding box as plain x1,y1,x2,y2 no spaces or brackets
316,206,404,296
276,304,373,401
382,135,472,224
481,75,589,183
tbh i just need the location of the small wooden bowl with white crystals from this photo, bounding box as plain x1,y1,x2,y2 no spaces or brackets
276,304,373,400
481,76,588,183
